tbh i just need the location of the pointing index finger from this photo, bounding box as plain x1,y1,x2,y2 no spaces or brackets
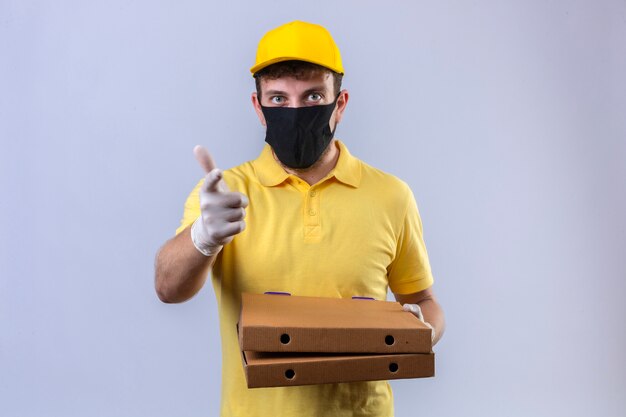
194,145,228,192
194,145,217,174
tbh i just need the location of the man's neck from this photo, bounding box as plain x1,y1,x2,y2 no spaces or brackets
274,140,340,186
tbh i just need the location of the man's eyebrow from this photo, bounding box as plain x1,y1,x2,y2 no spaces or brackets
264,89,287,96
302,85,329,95
264,86,329,97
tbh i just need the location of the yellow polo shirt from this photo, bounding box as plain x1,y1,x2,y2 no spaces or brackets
176,140,434,417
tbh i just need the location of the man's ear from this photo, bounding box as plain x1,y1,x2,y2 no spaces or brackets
251,92,266,126
333,89,350,124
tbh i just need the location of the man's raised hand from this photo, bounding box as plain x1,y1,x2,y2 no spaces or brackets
190,145,249,257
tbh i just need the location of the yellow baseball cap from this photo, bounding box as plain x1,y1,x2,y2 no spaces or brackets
250,20,344,75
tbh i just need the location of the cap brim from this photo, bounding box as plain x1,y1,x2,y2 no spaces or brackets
250,57,344,76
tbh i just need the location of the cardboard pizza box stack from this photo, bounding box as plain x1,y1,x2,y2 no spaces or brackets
238,292,435,388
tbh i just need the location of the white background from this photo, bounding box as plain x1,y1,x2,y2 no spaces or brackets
1,1,625,416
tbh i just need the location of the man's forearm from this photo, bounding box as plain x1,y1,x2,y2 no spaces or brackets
154,225,217,303
418,298,445,346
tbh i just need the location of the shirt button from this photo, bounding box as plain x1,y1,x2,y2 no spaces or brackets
309,190,317,197
309,209,316,216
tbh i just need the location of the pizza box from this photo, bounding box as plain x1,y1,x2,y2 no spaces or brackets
241,350,435,388
239,293,432,354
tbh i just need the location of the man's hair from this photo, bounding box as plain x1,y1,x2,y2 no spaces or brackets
254,60,343,101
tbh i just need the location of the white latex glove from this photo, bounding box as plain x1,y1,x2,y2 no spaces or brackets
403,303,436,342
190,145,249,257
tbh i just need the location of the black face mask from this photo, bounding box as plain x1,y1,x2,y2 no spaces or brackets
261,98,338,169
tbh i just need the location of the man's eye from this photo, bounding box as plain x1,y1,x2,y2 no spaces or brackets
308,93,322,101
270,96,284,104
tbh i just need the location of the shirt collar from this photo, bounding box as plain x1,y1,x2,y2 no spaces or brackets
331,140,362,188
252,139,362,188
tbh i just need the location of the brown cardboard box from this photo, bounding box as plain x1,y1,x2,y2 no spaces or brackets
239,293,432,354
241,351,435,388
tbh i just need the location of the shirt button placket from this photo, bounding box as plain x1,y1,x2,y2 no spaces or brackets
304,186,321,240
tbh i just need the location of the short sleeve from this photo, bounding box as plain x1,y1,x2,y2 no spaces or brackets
387,187,434,294
174,179,204,236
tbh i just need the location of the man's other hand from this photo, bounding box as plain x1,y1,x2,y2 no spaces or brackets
402,303,436,342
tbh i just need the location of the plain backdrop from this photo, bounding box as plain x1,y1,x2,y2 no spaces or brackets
1,1,625,416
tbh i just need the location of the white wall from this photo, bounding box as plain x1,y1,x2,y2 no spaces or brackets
1,1,625,416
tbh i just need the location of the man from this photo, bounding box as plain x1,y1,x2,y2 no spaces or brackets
155,20,445,417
